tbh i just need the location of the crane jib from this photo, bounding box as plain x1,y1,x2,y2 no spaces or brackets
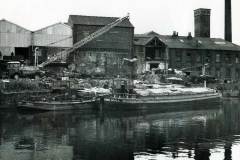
38,14,130,68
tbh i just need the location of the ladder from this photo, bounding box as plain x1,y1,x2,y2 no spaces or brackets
38,14,130,68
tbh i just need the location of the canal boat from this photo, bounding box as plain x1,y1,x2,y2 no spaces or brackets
102,86,222,109
17,99,97,111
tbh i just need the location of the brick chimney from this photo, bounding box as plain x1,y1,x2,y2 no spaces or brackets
225,0,232,42
194,8,211,38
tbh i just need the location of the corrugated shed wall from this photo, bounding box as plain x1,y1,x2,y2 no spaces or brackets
33,23,73,47
0,20,31,47
0,20,31,56
0,47,14,56
0,20,73,57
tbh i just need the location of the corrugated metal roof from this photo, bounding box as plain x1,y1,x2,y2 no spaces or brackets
68,15,134,28
0,19,31,33
134,32,240,51
34,22,72,33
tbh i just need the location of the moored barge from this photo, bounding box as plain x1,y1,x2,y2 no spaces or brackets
103,86,222,109
17,99,96,111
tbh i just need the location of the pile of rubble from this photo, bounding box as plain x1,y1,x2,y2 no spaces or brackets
0,79,49,93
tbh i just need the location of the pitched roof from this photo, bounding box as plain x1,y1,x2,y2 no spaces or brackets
134,32,240,51
134,34,155,46
0,19,31,32
34,22,71,33
68,15,134,28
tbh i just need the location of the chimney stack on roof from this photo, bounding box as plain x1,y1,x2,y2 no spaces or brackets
187,32,192,39
172,31,178,37
225,0,232,42
194,8,211,38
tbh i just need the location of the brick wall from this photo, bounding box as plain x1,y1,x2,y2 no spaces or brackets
70,24,134,77
168,48,240,81
69,50,131,77
73,25,133,51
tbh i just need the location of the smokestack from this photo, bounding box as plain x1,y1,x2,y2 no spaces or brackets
225,0,232,42
194,8,211,38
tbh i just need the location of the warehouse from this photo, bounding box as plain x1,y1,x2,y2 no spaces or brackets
32,22,73,64
0,19,73,65
134,31,240,80
68,15,134,77
0,19,31,61
134,9,240,81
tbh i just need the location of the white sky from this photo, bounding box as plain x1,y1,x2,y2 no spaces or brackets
1,0,240,45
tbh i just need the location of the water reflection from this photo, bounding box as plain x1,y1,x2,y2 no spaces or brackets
0,99,240,160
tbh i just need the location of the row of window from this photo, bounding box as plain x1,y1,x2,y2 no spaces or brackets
175,53,240,64
215,54,239,63
215,68,240,79
173,63,240,79
205,67,240,79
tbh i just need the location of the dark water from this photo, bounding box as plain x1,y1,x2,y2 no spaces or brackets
0,99,240,160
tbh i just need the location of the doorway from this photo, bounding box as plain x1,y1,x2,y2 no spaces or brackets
15,47,30,60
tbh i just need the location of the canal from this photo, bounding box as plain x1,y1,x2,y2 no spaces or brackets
0,99,240,160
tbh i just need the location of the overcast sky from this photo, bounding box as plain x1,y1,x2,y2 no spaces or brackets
1,0,240,44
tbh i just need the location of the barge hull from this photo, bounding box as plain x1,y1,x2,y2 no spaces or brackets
17,100,97,111
103,93,222,110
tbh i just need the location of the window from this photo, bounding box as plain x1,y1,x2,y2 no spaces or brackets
155,49,160,59
196,54,201,63
216,54,220,62
226,68,231,78
216,68,221,78
225,54,231,63
206,67,211,75
186,53,191,62
138,46,144,52
176,52,181,62
205,54,211,63
236,55,239,63
236,69,240,79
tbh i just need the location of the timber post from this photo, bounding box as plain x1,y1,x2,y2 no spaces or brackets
99,96,105,112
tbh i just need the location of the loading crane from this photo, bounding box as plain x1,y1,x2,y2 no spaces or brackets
38,14,130,68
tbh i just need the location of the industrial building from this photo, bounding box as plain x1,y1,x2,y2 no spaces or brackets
0,0,239,81
134,8,240,81
0,20,73,64
32,22,73,64
0,19,32,61
68,15,134,76
0,15,134,77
